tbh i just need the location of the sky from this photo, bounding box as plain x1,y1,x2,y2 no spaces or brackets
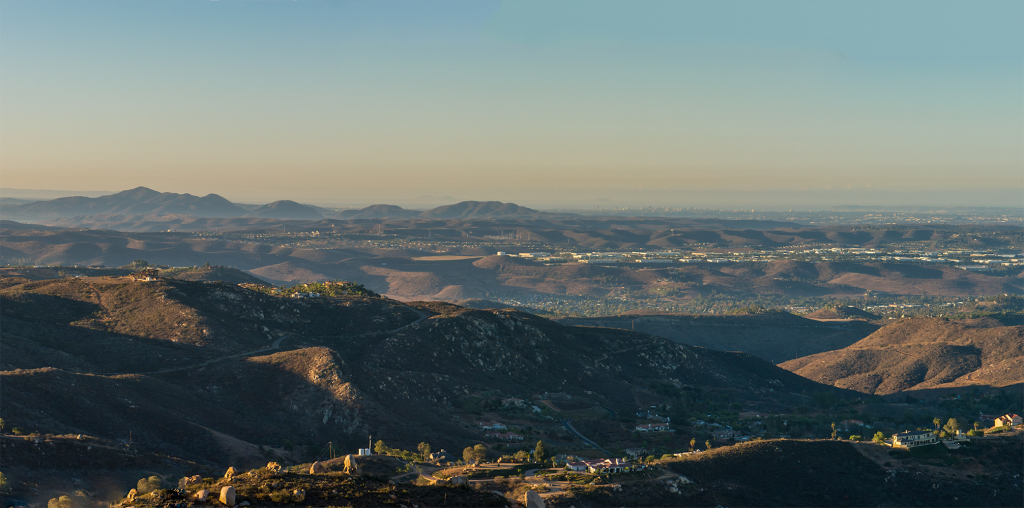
1,0,1021,209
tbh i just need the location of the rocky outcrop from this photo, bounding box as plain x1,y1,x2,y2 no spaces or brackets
310,461,327,474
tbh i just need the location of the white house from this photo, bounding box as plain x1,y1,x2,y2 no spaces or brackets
636,423,670,432
892,430,938,448
994,414,1022,428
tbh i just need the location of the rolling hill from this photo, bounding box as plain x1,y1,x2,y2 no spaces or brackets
244,200,324,220
556,311,880,364
0,275,846,469
779,317,1024,395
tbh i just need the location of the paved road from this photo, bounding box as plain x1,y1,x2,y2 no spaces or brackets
562,419,612,455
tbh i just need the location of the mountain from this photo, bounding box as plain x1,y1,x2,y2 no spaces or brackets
420,201,548,219
779,317,1024,395
556,311,880,364
335,204,421,219
0,275,845,468
0,186,247,220
244,200,324,220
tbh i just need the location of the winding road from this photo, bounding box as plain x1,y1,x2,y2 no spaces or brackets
562,419,612,455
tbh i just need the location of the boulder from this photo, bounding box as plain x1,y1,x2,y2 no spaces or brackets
179,475,202,489
195,489,209,502
309,461,327,474
266,462,282,473
343,454,361,475
449,476,469,487
224,466,238,479
220,486,236,507
293,489,306,502
524,489,545,508
126,489,137,502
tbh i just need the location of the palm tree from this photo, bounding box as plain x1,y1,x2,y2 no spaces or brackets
933,418,941,431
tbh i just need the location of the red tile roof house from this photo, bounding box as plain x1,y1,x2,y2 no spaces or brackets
585,458,629,474
635,423,670,432
994,414,1022,428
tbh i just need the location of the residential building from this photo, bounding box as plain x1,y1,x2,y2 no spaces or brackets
624,447,647,459
479,421,507,431
995,414,1022,428
892,430,938,448
636,423,670,432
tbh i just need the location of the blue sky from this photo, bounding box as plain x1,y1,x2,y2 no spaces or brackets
1,0,1021,208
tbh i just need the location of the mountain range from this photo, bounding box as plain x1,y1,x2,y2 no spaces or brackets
0,187,564,224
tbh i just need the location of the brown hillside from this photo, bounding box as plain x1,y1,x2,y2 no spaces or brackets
0,275,846,473
780,318,1024,394
556,312,879,364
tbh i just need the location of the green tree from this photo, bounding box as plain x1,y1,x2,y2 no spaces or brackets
0,471,6,488
831,422,837,440
374,440,387,455
0,418,5,433
473,444,488,463
689,438,696,451
872,431,886,444
533,441,546,463
933,418,941,431
463,446,475,464
942,418,961,437
417,442,431,461
705,440,711,450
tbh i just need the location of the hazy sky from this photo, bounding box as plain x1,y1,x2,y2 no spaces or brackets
1,1,1021,209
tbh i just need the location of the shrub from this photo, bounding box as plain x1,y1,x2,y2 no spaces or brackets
968,429,984,437
269,490,293,503
849,435,862,441
136,476,163,494
11,428,24,436
990,426,1008,434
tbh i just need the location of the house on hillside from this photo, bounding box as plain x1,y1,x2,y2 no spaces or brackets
585,458,629,474
839,419,866,430
502,397,525,407
129,269,160,281
636,423,670,432
711,429,736,441
566,461,588,472
995,414,1022,428
892,430,938,448
624,447,647,459
479,421,507,431
485,431,524,441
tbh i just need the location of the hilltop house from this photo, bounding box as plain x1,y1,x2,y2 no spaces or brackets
479,421,507,431
129,269,160,282
585,458,629,474
624,447,647,459
565,461,588,472
636,423,670,432
892,430,938,448
711,429,736,441
994,414,1022,428
485,431,524,441
502,397,526,407
839,419,866,430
